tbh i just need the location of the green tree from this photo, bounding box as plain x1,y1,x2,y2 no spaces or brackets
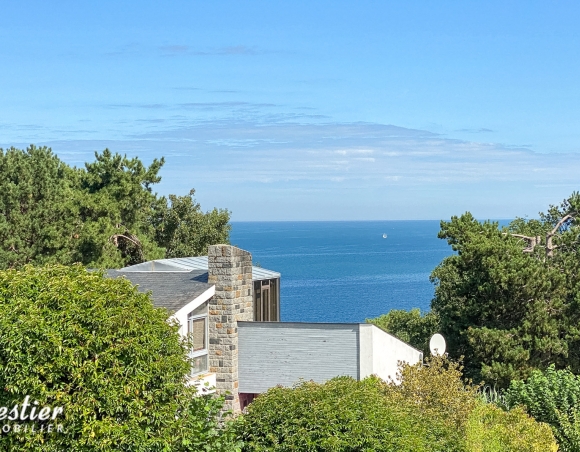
430,192,580,386
0,146,231,269
74,148,167,267
0,146,78,269
366,308,440,354
154,189,231,258
0,264,239,452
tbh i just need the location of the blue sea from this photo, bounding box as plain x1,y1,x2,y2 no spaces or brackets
230,221,453,323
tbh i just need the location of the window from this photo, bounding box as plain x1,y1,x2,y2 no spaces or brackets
190,317,206,352
188,304,208,376
253,278,280,321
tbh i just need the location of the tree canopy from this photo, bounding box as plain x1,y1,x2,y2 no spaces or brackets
0,264,239,451
368,192,580,388
431,192,580,386
0,146,231,269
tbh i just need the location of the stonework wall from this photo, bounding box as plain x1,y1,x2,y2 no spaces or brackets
208,244,253,413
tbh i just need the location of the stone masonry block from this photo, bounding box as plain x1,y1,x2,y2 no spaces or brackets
208,244,252,415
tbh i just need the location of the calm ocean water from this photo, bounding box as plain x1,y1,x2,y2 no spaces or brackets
230,221,453,323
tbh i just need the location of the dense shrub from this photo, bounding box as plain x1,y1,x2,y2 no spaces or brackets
465,403,557,452
394,358,557,451
504,365,580,451
0,264,239,452
235,376,460,452
235,356,558,452
387,356,478,432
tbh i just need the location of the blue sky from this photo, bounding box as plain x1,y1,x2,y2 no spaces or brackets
1,1,580,220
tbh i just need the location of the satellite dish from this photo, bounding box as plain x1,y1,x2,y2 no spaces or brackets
429,333,446,356
382,233,388,239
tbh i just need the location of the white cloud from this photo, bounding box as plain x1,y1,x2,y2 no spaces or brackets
25,120,580,187
8,119,580,220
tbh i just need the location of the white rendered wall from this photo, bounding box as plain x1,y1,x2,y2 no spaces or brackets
171,286,215,337
359,324,423,382
169,286,216,391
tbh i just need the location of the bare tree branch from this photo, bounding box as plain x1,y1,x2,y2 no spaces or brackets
109,232,144,263
110,233,141,248
546,214,574,258
505,213,576,258
549,214,573,237
504,233,541,253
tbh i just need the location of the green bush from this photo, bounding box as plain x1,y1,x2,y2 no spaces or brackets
504,365,580,451
465,403,557,452
395,358,557,451
0,264,239,452
235,376,460,452
236,358,475,451
388,356,479,433
235,356,559,452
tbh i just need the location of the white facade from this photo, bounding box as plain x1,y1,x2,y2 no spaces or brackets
358,323,423,382
238,322,423,394
169,286,216,393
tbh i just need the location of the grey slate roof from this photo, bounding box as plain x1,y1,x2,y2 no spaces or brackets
119,256,280,281
107,270,212,313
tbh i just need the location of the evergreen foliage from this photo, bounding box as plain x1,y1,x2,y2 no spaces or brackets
0,145,78,268
431,192,580,386
0,264,239,451
0,146,231,269
154,189,231,258
374,192,580,387
366,308,439,354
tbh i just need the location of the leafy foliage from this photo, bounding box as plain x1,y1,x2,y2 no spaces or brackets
388,356,479,434
0,146,231,269
0,264,239,452
235,375,461,452
430,192,580,386
465,403,557,452
504,365,580,452
366,308,440,354
392,358,557,451
74,148,167,267
154,189,231,258
235,355,557,451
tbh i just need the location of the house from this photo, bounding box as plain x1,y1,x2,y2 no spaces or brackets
108,245,423,413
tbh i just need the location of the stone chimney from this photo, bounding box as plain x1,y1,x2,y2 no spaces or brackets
207,245,253,413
